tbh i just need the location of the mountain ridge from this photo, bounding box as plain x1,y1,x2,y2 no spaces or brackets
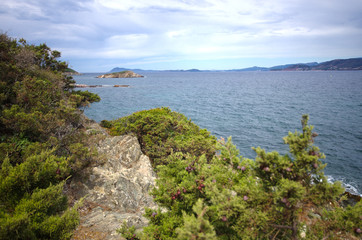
109,57,362,73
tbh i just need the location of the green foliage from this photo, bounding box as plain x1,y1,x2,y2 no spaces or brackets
65,68,77,73
0,35,87,141
67,142,97,172
108,107,217,167
319,201,362,238
0,182,79,240
120,114,358,240
0,150,69,209
141,209,182,239
117,222,139,240
0,33,98,239
176,199,217,240
71,90,101,107
100,119,112,128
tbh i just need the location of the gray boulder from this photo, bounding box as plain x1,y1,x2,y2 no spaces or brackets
69,130,157,240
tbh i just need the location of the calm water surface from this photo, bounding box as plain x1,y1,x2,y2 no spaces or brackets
74,71,362,195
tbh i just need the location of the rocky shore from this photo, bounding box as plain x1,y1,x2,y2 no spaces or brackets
73,84,130,88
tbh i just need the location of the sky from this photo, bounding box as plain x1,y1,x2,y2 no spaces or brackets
1,0,362,72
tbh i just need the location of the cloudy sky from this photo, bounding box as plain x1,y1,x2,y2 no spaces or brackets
1,0,362,72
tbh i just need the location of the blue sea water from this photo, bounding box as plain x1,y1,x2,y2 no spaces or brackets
74,71,362,196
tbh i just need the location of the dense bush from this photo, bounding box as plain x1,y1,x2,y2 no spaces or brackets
0,33,99,239
106,107,217,167
114,111,361,239
71,90,101,108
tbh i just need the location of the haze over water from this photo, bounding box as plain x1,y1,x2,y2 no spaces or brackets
74,71,362,196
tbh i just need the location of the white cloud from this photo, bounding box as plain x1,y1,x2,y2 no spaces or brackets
1,1,44,17
167,30,188,39
106,34,149,48
95,0,210,11
1,0,361,71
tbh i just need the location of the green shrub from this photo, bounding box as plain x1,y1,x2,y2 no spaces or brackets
71,90,101,107
0,151,70,209
120,115,359,240
0,33,98,239
108,107,217,167
100,119,112,128
0,182,79,240
117,222,139,240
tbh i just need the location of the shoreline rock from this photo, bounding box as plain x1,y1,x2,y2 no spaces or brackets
341,191,361,207
72,84,130,88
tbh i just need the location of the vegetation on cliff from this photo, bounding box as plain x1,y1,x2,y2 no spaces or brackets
107,110,361,239
0,33,100,239
101,107,217,168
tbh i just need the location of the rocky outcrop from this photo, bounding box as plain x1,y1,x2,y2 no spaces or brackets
69,123,157,240
73,84,103,88
97,71,144,78
72,84,130,88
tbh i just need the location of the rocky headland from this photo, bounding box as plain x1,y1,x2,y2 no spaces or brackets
97,71,144,78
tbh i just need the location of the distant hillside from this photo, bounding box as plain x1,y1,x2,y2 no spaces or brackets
166,69,202,72
64,67,81,75
276,58,362,71
279,64,313,71
109,58,362,72
312,58,362,70
110,67,144,73
230,66,269,71
109,67,202,73
231,59,362,71
269,62,318,71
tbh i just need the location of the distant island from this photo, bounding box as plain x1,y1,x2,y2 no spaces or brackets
109,57,362,73
97,70,144,78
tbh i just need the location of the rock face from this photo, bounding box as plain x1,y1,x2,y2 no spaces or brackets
69,125,157,240
97,71,144,78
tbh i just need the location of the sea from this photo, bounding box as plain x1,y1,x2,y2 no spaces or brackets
73,71,362,196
